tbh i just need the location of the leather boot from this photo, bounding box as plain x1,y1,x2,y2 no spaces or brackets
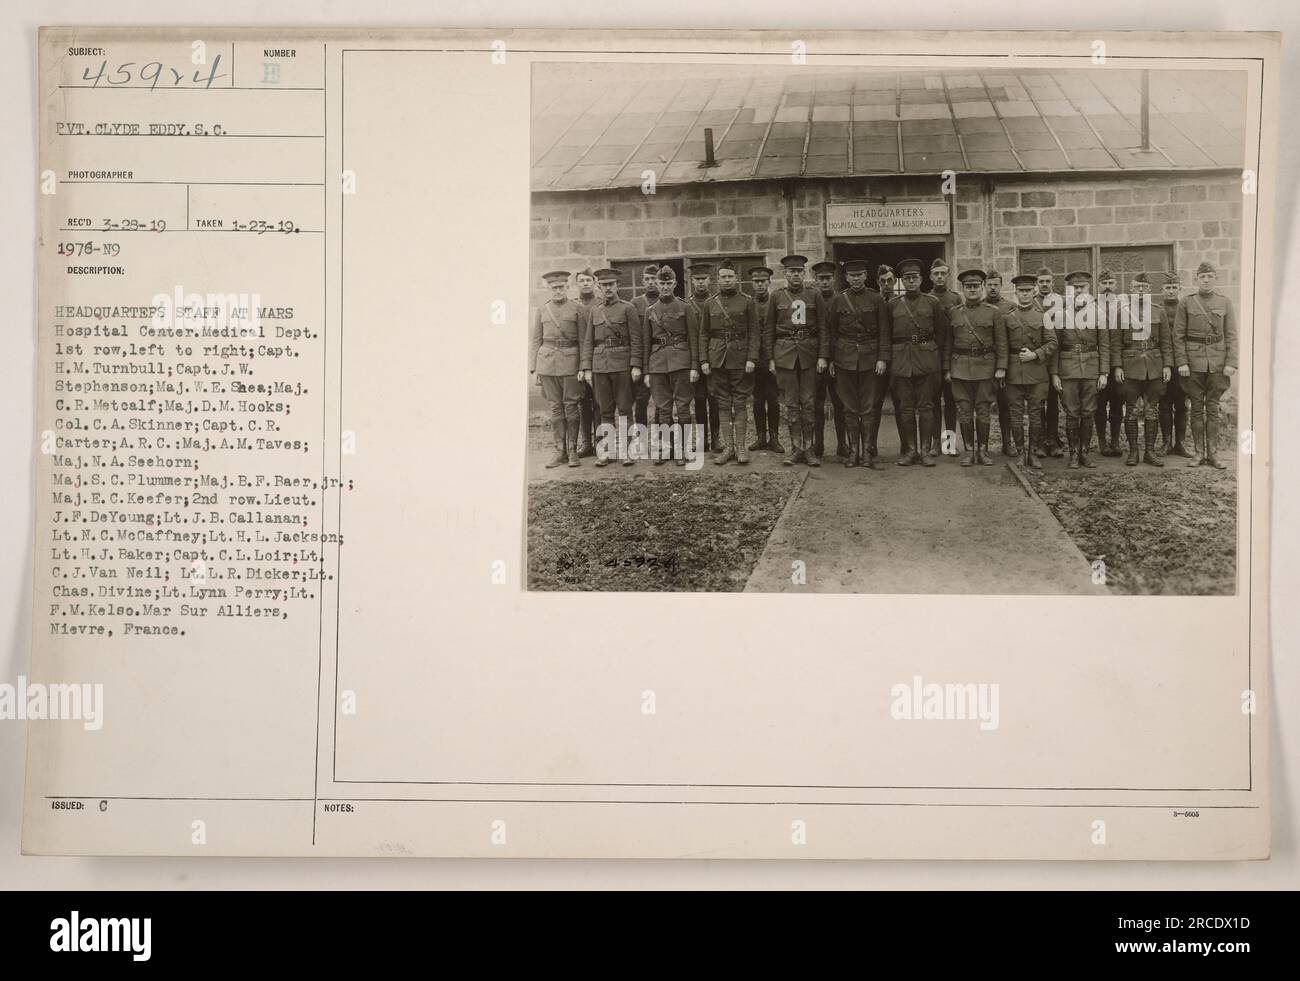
843,420,859,467
544,417,567,469
748,433,767,452
977,418,994,465
1125,417,1140,466
959,421,975,467
1176,407,1194,457
1079,417,1096,468
652,422,668,465
1205,409,1227,469
566,419,581,467
896,415,915,466
768,407,782,453
617,415,635,467
1066,421,1079,470
1188,414,1206,467
919,416,937,467
673,425,689,466
1143,420,1164,467
1026,417,1042,469
783,423,799,466
714,407,735,465
1108,415,1123,456
804,423,821,466
734,411,750,464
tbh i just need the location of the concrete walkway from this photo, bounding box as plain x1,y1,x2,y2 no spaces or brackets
743,418,1109,595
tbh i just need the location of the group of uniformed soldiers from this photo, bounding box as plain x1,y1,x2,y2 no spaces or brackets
530,254,1238,472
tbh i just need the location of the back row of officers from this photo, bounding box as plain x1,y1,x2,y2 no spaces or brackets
530,254,1238,471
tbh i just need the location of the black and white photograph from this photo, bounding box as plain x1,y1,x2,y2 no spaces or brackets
527,62,1249,595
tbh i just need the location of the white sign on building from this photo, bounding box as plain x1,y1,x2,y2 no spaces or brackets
826,201,952,237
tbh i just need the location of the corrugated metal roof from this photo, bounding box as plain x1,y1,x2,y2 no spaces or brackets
531,66,1246,191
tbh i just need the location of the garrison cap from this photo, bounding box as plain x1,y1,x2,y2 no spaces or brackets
930,257,949,270
542,270,571,284
1162,270,1181,285
843,259,870,274
1035,266,1055,278
896,258,924,275
811,260,837,276
1065,270,1092,284
642,262,661,278
985,269,1002,281
1011,274,1037,287
957,268,987,285
1098,268,1116,282
657,265,677,281
594,268,620,282
1132,272,1151,286
1196,261,1217,275
747,265,773,279
716,258,737,273
779,254,809,269
576,266,596,279
690,263,714,277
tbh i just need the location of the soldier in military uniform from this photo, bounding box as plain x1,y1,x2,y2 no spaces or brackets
927,258,963,457
882,258,949,467
1092,269,1127,457
584,268,643,467
812,260,849,460
630,262,660,427
573,268,600,458
1158,271,1193,458
1173,261,1238,469
764,254,828,466
644,266,699,465
984,271,1019,457
868,264,907,460
686,265,721,453
1003,273,1057,470
1033,267,1065,458
1114,271,1174,467
747,265,783,454
1051,270,1111,470
530,270,588,468
947,269,1009,467
700,259,760,465
823,259,889,469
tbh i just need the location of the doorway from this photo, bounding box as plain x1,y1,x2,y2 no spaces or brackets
832,241,947,295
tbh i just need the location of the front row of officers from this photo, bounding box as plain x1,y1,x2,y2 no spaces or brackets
530,255,1238,471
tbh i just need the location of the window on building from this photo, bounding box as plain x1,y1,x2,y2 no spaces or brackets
1100,245,1175,296
609,259,684,301
1019,245,1175,297
1019,248,1090,295
685,254,768,297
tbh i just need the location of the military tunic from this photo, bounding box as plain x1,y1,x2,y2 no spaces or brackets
644,295,696,429
1003,302,1057,449
823,287,888,434
750,292,780,443
930,288,963,441
583,297,642,428
948,300,1008,427
764,286,827,435
530,297,586,427
1173,289,1238,454
1113,294,1173,433
701,289,759,418
882,292,950,454
1158,293,1188,449
1052,298,1111,424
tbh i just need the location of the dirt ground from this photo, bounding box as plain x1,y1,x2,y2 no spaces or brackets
528,469,805,591
1024,461,1237,595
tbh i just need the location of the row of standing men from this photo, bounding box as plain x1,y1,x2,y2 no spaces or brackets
529,254,1237,470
